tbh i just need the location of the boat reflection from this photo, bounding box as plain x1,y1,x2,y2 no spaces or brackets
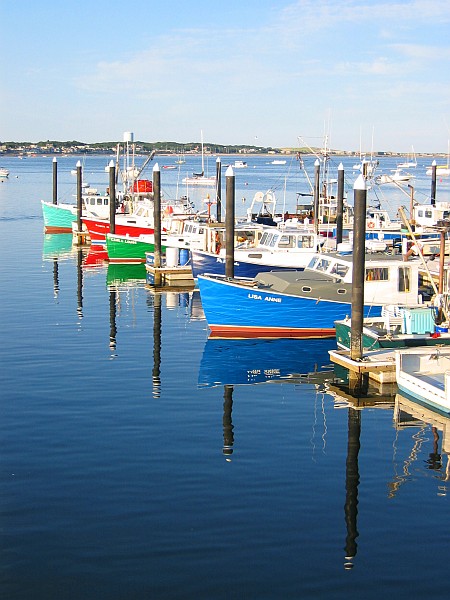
198,337,336,388
42,233,76,261
106,262,147,288
391,392,450,497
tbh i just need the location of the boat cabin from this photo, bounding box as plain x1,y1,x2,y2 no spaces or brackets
413,202,450,228
305,252,426,306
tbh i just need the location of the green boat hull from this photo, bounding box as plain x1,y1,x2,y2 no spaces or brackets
335,320,450,351
41,200,76,233
106,234,166,263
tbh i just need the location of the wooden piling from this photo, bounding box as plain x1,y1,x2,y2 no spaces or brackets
109,160,116,235
313,159,320,235
431,160,437,206
153,163,162,286
350,174,367,362
216,157,222,223
76,160,82,234
52,157,57,205
225,165,235,279
336,162,344,245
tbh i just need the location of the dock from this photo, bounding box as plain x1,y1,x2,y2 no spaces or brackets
145,263,194,287
329,348,397,383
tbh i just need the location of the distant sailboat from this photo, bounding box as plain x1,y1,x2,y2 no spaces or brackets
397,146,417,168
183,131,216,186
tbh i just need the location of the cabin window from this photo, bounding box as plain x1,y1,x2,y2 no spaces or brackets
302,286,312,293
365,267,389,281
260,232,269,245
278,235,294,248
308,256,319,269
96,198,103,205
425,210,433,218
330,263,349,278
316,258,331,272
199,227,204,234
337,289,347,294
269,234,279,247
298,236,314,249
398,266,411,292
417,210,424,218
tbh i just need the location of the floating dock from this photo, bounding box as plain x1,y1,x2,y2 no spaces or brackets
329,348,397,383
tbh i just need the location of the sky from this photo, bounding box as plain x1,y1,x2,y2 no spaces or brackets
2,0,450,153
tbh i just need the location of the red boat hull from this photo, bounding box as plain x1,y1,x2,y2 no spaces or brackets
82,217,155,244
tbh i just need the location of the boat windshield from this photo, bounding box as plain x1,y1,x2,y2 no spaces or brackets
316,258,331,272
330,262,349,278
307,256,319,269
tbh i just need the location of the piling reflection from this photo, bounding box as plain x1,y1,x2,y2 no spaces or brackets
327,379,396,570
222,385,234,459
42,234,77,298
109,289,117,352
152,293,162,398
77,247,83,319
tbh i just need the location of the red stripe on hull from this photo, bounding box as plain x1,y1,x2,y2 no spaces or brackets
208,326,336,339
44,226,73,234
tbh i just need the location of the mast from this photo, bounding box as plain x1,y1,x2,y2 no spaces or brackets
201,129,205,176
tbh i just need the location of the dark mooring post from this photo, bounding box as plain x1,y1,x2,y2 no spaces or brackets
336,162,344,245
76,160,82,235
344,407,361,570
350,174,367,361
431,160,437,206
52,157,58,205
225,165,235,279
153,163,162,286
109,160,116,235
313,159,320,235
216,156,222,223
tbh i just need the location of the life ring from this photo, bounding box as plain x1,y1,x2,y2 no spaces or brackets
367,220,376,229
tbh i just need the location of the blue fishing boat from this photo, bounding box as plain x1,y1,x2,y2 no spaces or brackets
197,251,430,338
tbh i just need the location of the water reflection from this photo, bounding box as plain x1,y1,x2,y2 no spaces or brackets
152,293,162,398
77,247,83,319
327,379,396,570
198,337,336,388
42,234,77,298
392,392,450,497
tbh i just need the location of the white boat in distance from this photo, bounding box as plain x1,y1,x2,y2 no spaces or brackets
375,168,413,185
0,167,10,177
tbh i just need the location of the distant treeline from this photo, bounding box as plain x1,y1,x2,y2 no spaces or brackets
0,139,333,156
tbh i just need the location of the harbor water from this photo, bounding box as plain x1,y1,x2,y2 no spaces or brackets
1,153,450,598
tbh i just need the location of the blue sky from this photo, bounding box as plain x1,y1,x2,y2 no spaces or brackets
2,0,450,152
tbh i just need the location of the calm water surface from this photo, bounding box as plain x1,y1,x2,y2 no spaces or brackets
1,154,450,599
